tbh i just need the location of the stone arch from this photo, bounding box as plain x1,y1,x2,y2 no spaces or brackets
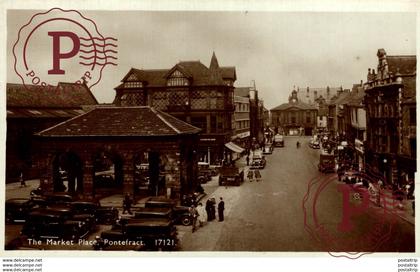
92,147,124,193
51,150,83,194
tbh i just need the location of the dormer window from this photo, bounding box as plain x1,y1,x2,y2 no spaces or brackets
124,81,143,88
167,70,189,86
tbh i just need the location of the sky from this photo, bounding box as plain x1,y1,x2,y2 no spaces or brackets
7,10,416,109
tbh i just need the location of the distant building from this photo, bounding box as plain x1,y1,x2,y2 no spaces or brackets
6,82,98,183
235,85,266,145
364,49,416,186
271,88,317,136
114,52,237,165
296,86,342,105
232,94,250,150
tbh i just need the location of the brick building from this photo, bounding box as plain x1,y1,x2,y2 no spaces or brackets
35,106,200,200
113,52,236,165
271,88,317,136
6,82,98,183
364,49,416,186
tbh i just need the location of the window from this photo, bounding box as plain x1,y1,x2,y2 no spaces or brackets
167,70,189,86
124,81,143,88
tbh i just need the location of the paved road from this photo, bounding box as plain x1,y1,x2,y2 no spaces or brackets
180,136,415,252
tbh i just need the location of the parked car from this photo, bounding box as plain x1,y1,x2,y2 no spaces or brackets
218,165,244,186
21,209,90,241
262,144,273,155
5,198,39,224
250,152,266,169
31,192,74,207
309,139,320,149
198,162,212,183
318,153,336,173
71,201,119,225
134,207,173,221
273,134,284,147
145,197,192,226
42,204,96,232
100,218,178,251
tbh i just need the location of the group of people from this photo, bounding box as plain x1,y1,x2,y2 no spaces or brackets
189,197,225,233
247,169,262,182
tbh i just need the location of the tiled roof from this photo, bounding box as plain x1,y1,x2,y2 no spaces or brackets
220,67,236,80
37,106,201,137
271,101,317,111
387,55,416,75
7,108,87,119
116,54,235,88
331,91,352,105
7,82,98,108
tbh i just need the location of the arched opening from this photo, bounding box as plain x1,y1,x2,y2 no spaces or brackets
92,149,123,194
132,149,165,197
52,151,83,194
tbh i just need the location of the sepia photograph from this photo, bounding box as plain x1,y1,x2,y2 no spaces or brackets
3,6,417,257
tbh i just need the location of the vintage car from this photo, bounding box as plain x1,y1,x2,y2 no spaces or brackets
198,162,212,183
262,144,273,155
5,198,39,224
309,139,320,149
100,219,178,250
71,201,119,225
134,207,173,221
318,153,336,173
218,166,244,186
21,209,90,241
273,134,284,147
144,197,192,226
250,152,266,169
41,204,96,232
31,192,74,207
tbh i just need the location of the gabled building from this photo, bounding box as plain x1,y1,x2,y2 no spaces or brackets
271,88,317,136
364,49,416,186
6,82,98,182
113,52,236,165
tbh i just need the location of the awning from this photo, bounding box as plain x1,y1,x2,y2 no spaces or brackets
225,142,245,153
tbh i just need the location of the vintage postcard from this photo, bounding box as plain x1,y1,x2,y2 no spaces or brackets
1,1,418,267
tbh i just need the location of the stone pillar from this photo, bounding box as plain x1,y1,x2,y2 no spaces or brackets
122,151,134,195
83,158,94,199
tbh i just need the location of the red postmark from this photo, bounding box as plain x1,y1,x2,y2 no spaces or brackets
13,8,117,90
303,172,402,259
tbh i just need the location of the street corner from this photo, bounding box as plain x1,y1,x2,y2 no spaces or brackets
302,173,398,259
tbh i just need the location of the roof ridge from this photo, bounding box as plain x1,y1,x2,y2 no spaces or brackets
151,108,181,134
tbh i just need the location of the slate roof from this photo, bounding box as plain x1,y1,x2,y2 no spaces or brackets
387,55,416,75
116,54,236,88
36,106,201,137
7,82,98,108
270,101,317,111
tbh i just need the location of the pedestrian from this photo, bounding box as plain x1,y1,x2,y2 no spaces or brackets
247,169,254,182
254,169,262,182
205,199,212,221
210,198,216,220
122,193,133,215
189,204,199,232
19,172,26,188
196,202,206,227
246,155,250,166
218,197,225,222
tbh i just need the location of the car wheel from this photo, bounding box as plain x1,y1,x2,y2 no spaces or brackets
181,216,191,226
